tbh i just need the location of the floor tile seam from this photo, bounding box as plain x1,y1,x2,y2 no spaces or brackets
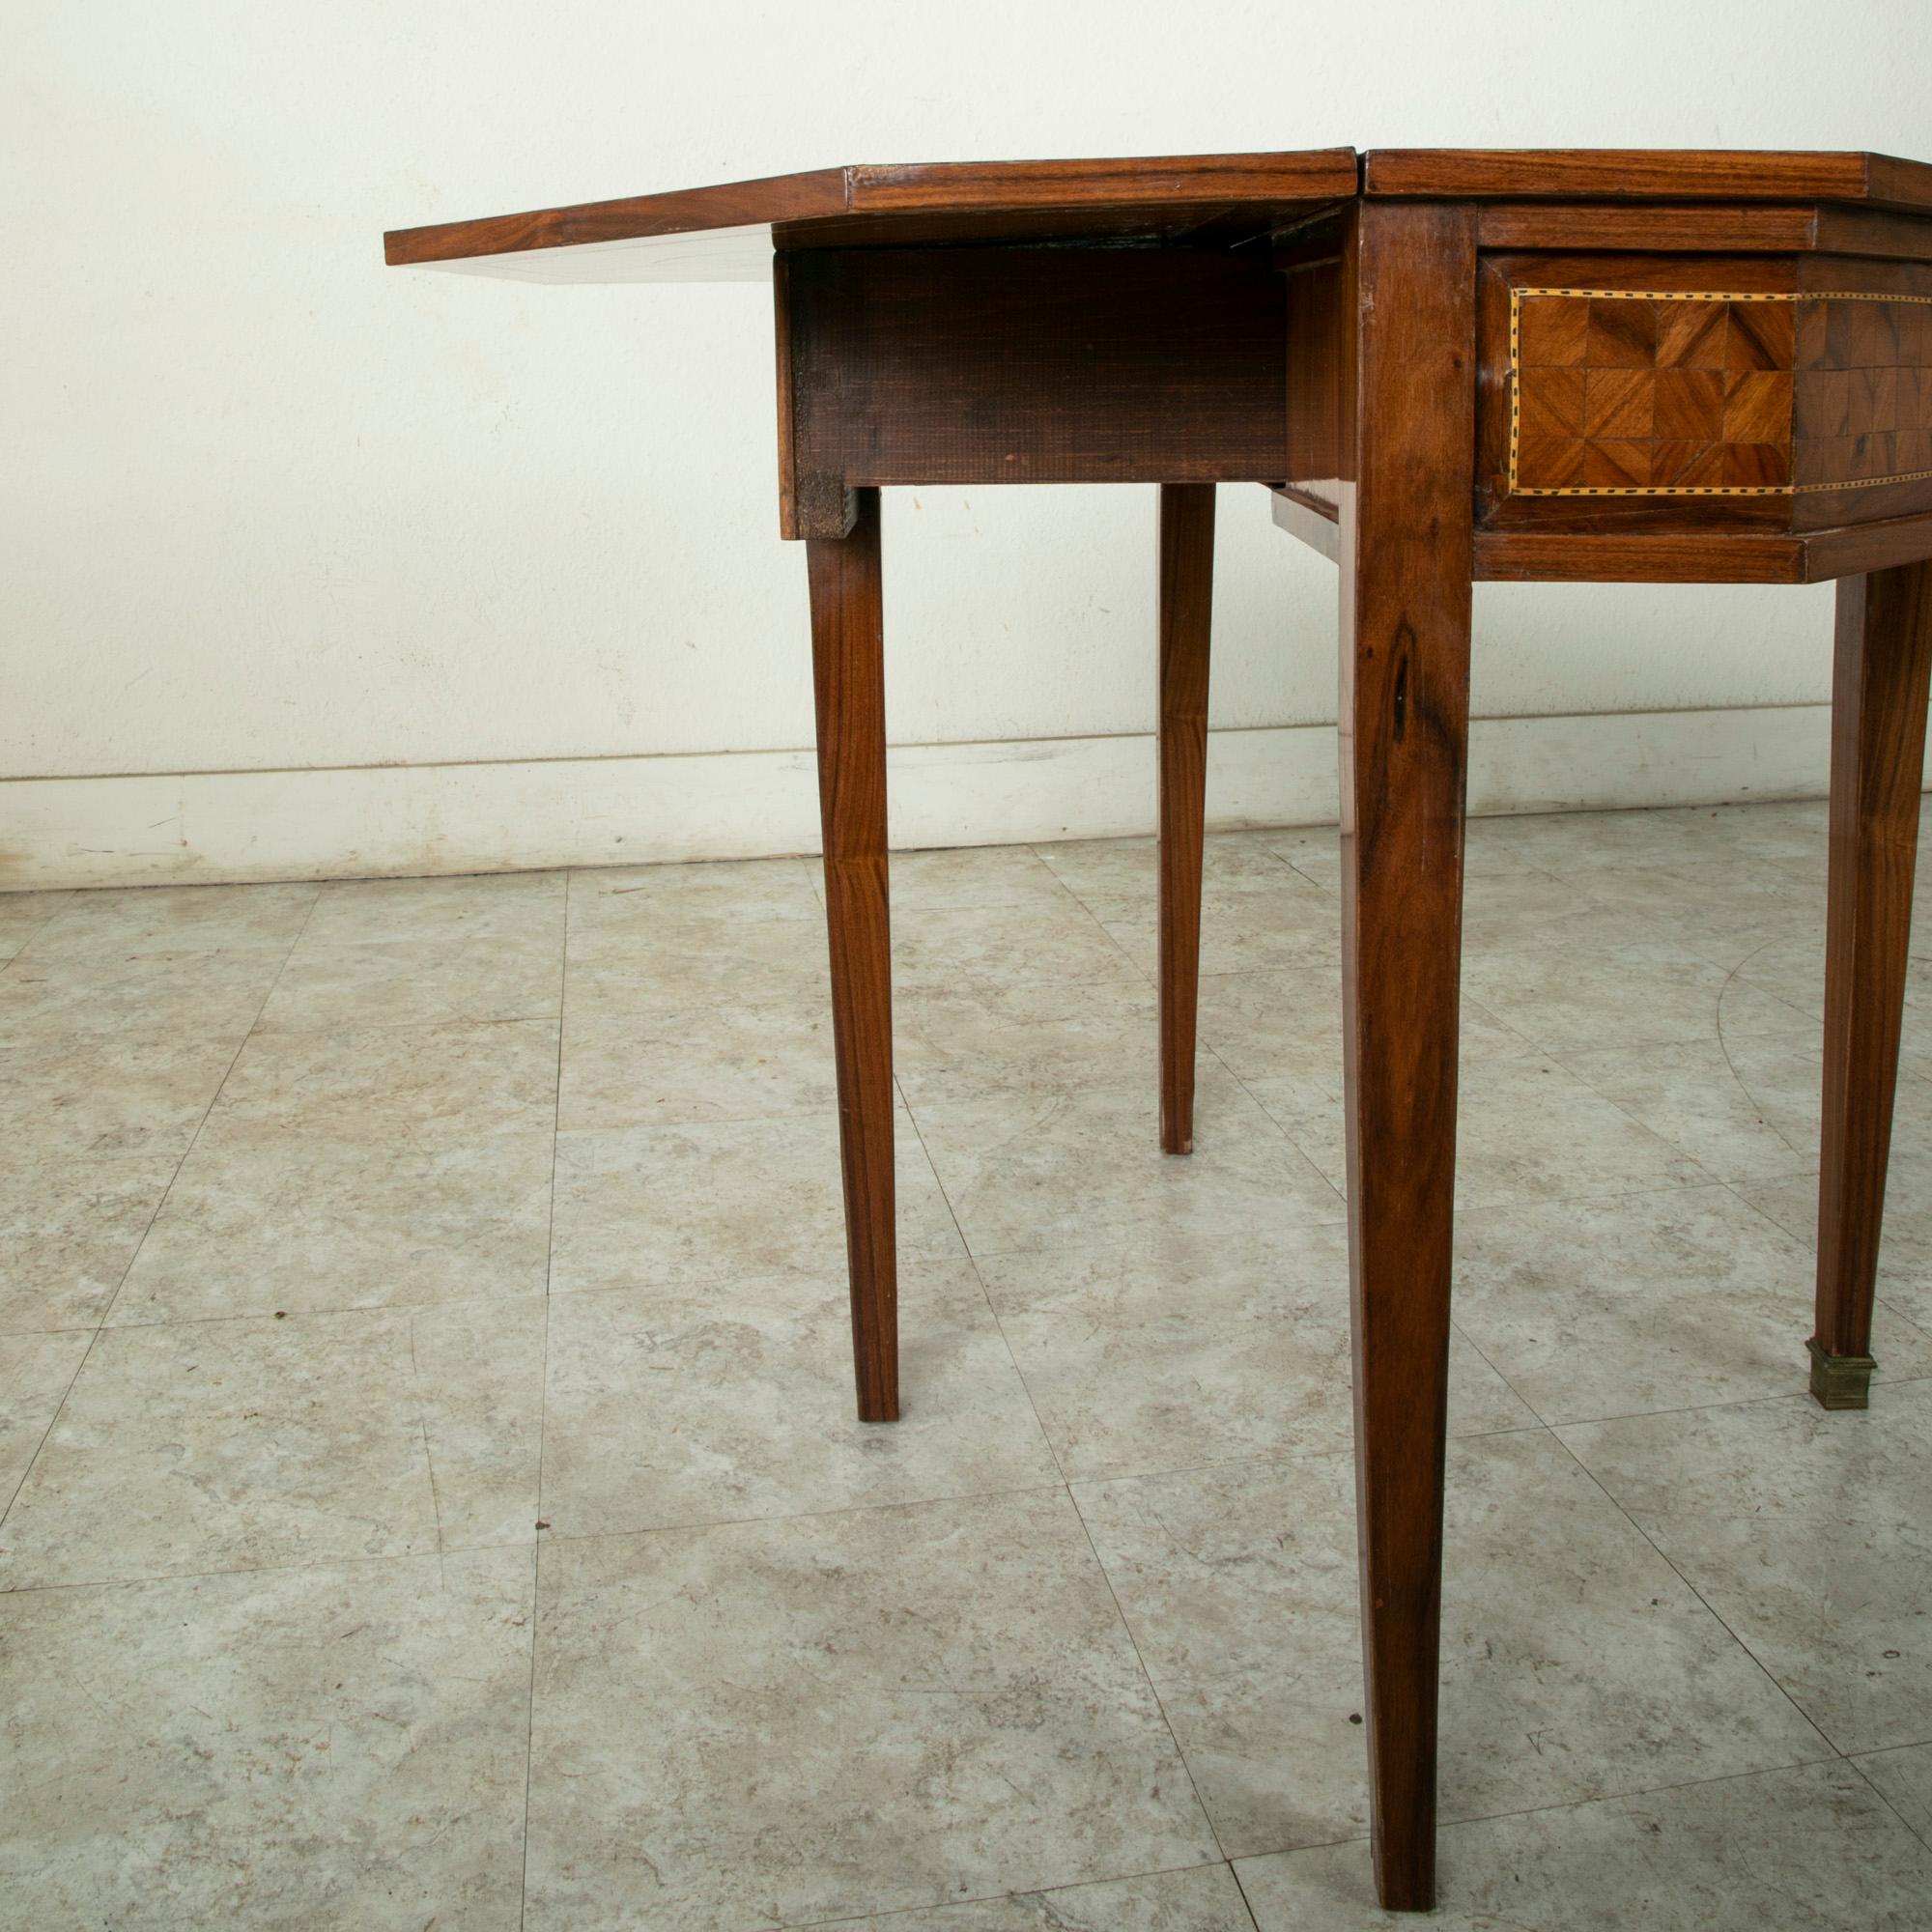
1843,1750,1932,1853
1226,1860,1268,1931
1224,1746,1869,1873
1194,1042,1746,1229
253,1003,565,1037
1034,1421,1559,1497
1543,1427,1844,1763
1510,1033,1784,1182
0,894,80,961
888,1080,1109,1635
560,972,1150,1029
1468,1020,1824,1060
134,1120,564,1166
1451,1169,1771,1236
79,1284,546,1336
1195,1039,1350,1220
522,870,571,1927
0,1533,541,1602
1753,1126,1932,1352
1439,1312,1547,1437
283,921,570,953
888,1066,1213,1858
1062,1459,1234,1867
775,1855,1246,1932
0,877,324,974
544,872,571,1308
887,881,1094,916
533,1478,1078,1555
1703,938,1832,1174
1548,1376,1932,1435
1057,881,1158,993
0,889,326,1536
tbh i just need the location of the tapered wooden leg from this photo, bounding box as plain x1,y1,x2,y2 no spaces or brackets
1338,202,1478,1914
1158,484,1215,1155
807,488,898,1424
1812,561,1932,1411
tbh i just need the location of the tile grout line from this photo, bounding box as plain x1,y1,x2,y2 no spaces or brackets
16,1373,1931,1603
1208,1020,1746,1225
0,1357,1907,1603
1227,1860,1267,1929
0,1482,1082,1603
1202,1038,1350,1214
0,893,81,963
1520,1376,1925,1434
1495,1041,1735,1192
0,887,324,1534
1062,1479,1237,1869
0,1535,544,1600
1688,1127,1932,1364
44,1287,545,1338
1869,1296,1932,1349
96,889,326,1328
1221,1013,1864,1434
1226,1749,1913,1869
1520,926,1819,1184
1545,1427,1844,1768
1844,1750,1932,1853
519,865,572,1932
408,1313,449,1591
776,1856,1248,1932
1437,1305,1543,1434
775,1748,1932,1931
895,1065,1237,1870
1710,933,1828,1168
1052,851,1161,995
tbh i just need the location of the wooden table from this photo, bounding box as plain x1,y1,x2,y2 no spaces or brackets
386,150,1932,1913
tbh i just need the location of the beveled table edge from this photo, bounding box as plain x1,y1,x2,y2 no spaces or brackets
1366,147,1932,213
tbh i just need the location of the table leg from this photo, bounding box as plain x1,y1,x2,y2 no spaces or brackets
1812,561,1932,1410
808,487,898,1424
1158,483,1215,1154
1338,201,1478,1914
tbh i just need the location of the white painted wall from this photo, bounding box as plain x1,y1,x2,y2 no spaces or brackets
4,0,1928,886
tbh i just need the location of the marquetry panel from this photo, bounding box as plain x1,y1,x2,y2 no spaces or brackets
1508,287,1932,499
1478,250,1932,538
1794,291,1932,489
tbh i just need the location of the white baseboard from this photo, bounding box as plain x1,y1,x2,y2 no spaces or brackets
0,703,1855,891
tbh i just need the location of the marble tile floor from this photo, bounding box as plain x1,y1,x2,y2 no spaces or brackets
3,798,1931,1928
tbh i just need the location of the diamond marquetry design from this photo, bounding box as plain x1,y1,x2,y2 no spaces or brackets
1508,287,1932,497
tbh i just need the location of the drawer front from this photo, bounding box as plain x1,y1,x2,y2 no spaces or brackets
1478,251,1932,535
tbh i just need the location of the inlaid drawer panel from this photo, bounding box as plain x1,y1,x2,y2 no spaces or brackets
1478,251,1932,533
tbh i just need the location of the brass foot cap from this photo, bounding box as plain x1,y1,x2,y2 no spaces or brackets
1807,1337,1876,1410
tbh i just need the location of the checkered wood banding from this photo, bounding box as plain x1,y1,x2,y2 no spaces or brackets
1508,288,1932,497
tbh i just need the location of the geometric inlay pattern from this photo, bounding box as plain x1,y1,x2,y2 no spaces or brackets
1508,287,1932,497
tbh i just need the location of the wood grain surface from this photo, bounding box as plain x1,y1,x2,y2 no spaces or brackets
384,150,1358,266
1367,148,1932,213
1337,198,1480,1915
1156,485,1215,1157
807,491,898,1424
1813,561,1932,1406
